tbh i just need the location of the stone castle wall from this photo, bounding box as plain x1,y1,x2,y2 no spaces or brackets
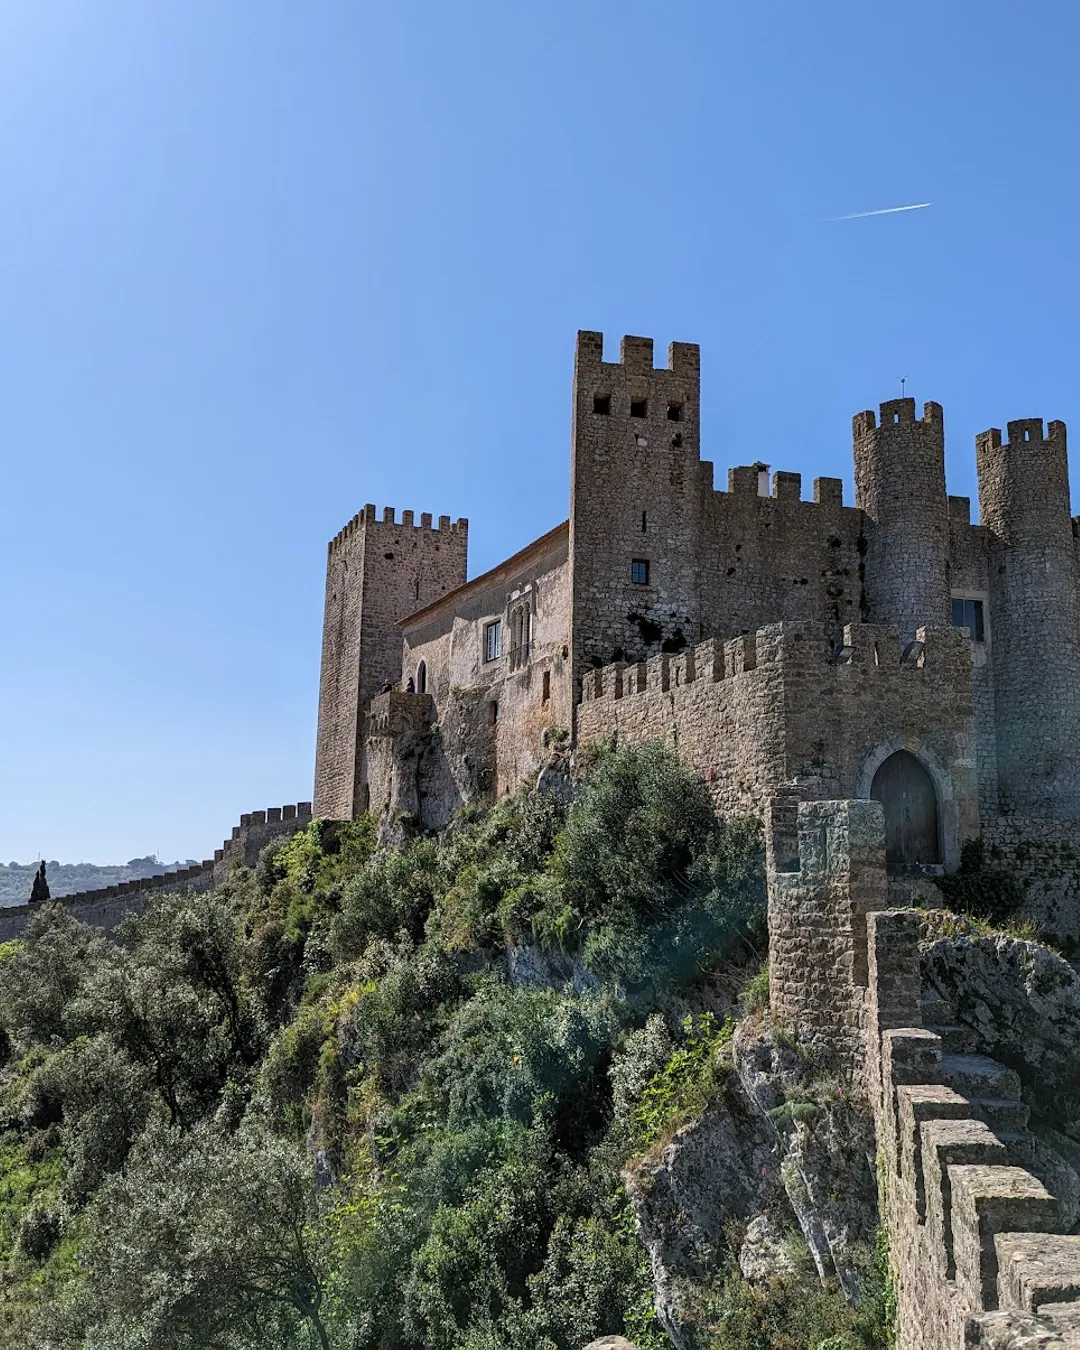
977,420,1080,820
766,799,1080,1348
399,522,574,808
0,802,312,943
867,909,1080,1347
578,619,978,865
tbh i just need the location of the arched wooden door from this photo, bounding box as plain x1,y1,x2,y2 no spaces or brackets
870,750,941,867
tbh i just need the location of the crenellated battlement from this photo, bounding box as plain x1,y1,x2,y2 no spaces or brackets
866,908,1080,1346
212,801,312,878
853,398,944,435
976,418,1067,455
574,329,701,379
709,466,847,508
580,629,765,703
329,505,469,553
580,621,965,707
23,859,218,913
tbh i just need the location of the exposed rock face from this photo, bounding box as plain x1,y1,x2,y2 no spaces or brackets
919,920,1080,1131
623,1085,775,1346
624,1022,880,1345
738,1212,799,1285
581,1339,638,1350
735,1023,878,1301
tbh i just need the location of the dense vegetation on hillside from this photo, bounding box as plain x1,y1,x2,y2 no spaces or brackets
0,744,891,1348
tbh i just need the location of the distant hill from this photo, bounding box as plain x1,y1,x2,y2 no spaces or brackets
0,856,201,908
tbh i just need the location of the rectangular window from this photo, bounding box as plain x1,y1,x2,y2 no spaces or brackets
484,620,502,662
951,596,985,642
630,399,648,418
593,394,611,415
631,559,650,585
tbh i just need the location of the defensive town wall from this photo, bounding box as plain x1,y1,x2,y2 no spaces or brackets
767,798,1080,1348
0,802,312,943
579,619,978,866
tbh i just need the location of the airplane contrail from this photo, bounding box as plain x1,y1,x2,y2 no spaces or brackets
826,202,932,221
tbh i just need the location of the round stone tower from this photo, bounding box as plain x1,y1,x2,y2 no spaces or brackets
976,418,1080,817
853,398,951,636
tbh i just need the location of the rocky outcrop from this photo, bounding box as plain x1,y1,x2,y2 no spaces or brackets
623,1082,775,1346
624,1020,880,1345
918,916,1080,1135
735,1022,879,1300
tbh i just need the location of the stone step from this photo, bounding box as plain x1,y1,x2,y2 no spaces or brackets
927,1022,980,1054
944,1053,1023,1102
997,1130,1037,1166
969,1096,1032,1135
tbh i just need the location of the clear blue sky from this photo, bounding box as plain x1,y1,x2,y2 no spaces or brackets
3,1,1079,864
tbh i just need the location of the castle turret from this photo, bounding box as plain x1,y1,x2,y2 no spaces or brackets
976,418,1080,817
569,331,710,701
314,505,468,819
853,398,951,635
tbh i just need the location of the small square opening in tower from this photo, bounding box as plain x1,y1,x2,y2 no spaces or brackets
667,403,683,422
593,394,611,415
630,399,648,418
631,559,650,585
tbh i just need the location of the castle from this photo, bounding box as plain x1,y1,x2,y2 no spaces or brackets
312,330,1080,1343
314,329,1080,941
11,330,1080,1345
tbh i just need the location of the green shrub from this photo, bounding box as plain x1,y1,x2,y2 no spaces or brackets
935,838,1026,926
331,837,442,959
631,1012,733,1149
740,963,770,1013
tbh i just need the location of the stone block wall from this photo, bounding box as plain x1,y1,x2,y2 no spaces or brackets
766,797,890,1072
976,420,1080,820
983,817,1080,946
867,909,1080,1348
766,800,1080,1347
577,619,978,864
400,523,574,806
314,505,468,820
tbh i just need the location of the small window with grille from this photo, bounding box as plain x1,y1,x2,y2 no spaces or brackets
631,559,650,585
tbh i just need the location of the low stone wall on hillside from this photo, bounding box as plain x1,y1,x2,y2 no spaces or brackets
0,801,312,943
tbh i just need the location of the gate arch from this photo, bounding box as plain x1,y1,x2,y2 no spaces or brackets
870,749,941,867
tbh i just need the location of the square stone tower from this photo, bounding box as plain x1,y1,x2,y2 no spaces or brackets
313,506,468,819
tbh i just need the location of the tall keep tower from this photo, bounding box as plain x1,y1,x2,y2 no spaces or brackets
853,398,951,635
313,506,468,819
976,418,1080,817
569,331,709,701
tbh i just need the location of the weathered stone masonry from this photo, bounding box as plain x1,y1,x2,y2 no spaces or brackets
767,799,1080,1348
312,329,1080,946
